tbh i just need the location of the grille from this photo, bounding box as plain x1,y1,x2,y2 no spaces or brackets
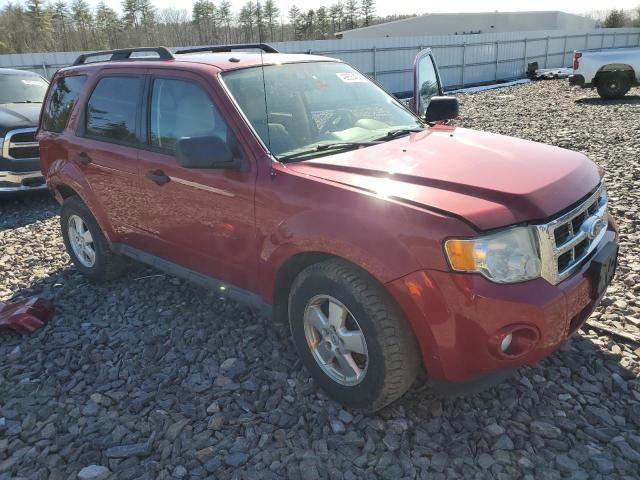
2,128,39,161
536,184,608,285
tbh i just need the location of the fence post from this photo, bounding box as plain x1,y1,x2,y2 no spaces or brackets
562,35,568,67
544,36,549,68
494,40,499,81
626,32,630,46
585,32,589,49
523,37,528,76
601,32,605,49
461,42,466,88
372,46,377,80
42,62,48,78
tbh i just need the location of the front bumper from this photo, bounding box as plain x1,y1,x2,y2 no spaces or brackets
387,227,617,383
0,170,47,193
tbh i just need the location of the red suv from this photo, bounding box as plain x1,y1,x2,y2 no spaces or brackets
38,44,618,412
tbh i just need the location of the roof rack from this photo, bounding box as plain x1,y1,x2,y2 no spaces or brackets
174,43,279,55
72,47,174,66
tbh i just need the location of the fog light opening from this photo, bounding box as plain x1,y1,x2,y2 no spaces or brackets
500,333,513,353
491,325,539,359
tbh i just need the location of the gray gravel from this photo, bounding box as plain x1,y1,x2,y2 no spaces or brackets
1,80,640,479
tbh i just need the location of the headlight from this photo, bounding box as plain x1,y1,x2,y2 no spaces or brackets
444,227,541,283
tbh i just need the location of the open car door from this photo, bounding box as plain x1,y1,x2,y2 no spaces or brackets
412,48,443,116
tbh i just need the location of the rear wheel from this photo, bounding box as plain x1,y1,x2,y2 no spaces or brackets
61,196,128,282
289,259,419,412
597,72,630,99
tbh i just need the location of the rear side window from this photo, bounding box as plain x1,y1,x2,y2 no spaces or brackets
85,76,143,144
42,75,86,133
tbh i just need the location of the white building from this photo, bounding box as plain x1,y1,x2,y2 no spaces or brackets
336,11,597,39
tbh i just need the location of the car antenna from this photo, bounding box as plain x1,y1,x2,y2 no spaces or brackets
257,0,272,155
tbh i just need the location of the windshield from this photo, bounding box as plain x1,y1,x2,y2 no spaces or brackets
0,74,48,104
222,62,423,159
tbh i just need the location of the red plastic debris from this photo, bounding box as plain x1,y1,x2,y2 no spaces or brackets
0,297,55,334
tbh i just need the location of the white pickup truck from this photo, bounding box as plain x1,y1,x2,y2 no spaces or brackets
569,47,640,99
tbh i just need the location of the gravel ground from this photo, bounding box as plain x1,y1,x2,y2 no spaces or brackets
1,80,640,480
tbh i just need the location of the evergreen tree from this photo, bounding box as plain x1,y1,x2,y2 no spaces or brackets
263,0,279,41
71,0,93,49
345,0,358,29
121,0,138,28
305,9,315,39
289,4,304,40
316,6,329,39
138,0,156,29
193,0,216,43
329,3,344,34
218,0,232,42
255,1,265,42
360,0,374,26
239,2,256,42
603,9,630,27
95,1,121,48
52,1,71,50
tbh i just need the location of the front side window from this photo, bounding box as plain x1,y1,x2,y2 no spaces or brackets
0,73,48,104
222,62,423,159
42,75,86,133
149,78,229,152
86,76,143,144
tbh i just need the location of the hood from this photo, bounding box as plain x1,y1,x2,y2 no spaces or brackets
0,103,42,136
286,126,601,231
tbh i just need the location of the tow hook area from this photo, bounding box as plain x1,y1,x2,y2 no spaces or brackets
0,297,55,334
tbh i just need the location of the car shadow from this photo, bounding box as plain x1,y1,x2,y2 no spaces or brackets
0,191,58,230
575,95,640,105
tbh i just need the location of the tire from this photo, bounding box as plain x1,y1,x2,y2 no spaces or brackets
289,259,419,412
60,196,128,282
597,72,630,99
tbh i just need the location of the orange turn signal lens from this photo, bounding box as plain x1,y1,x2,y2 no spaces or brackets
444,239,477,271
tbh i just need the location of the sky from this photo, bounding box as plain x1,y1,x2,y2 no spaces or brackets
1,0,639,17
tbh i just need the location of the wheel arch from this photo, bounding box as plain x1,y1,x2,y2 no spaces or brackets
270,251,408,329
49,177,117,243
271,251,350,324
594,64,636,84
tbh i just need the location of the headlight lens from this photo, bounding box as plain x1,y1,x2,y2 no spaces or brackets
444,227,541,283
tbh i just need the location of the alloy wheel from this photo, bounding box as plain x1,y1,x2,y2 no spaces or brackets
68,214,96,268
303,294,369,386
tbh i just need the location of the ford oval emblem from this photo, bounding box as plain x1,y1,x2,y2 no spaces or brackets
581,216,605,240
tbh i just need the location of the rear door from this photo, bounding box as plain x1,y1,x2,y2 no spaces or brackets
132,69,257,290
412,49,443,116
68,70,146,239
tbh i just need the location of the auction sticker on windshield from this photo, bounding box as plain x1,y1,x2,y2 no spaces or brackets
336,72,366,83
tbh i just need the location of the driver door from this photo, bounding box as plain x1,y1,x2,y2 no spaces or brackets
412,49,443,116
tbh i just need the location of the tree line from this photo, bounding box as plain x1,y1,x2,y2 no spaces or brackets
601,8,640,27
0,0,417,53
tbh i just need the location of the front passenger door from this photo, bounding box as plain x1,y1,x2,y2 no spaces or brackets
133,74,257,291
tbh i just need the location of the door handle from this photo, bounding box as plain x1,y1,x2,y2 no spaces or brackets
73,152,92,165
145,169,171,186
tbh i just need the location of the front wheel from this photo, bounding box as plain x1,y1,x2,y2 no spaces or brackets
289,259,419,412
597,72,630,99
61,196,128,282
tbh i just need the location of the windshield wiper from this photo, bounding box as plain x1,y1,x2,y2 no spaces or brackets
377,127,424,140
278,141,382,163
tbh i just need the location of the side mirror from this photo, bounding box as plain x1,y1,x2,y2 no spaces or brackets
425,96,459,123
176,136,235,169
